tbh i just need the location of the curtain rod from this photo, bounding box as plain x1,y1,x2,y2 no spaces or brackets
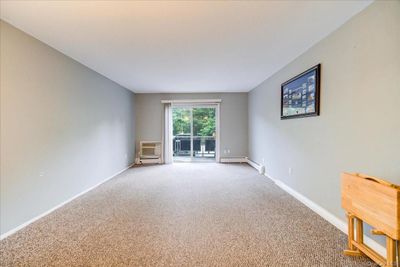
161,99,222,104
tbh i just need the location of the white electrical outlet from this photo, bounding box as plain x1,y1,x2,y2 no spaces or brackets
288,167,292,175
227,149,230,154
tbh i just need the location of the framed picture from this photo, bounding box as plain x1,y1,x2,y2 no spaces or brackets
281,64,320,119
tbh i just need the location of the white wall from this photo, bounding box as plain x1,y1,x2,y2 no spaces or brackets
0,21,136,235
135,93,248,158
248,1,400,244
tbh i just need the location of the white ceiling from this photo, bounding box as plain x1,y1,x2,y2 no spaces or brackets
0,1,372,93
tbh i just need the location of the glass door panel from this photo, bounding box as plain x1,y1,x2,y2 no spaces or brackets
192,107,216,161
172,107,192,162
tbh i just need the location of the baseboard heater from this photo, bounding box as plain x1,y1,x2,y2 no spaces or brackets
220,157,248,163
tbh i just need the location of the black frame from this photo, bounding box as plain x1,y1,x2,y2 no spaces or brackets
281,64,321,120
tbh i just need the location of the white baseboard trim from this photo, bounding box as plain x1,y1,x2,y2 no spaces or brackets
246,159,386,257
0,163,134,240
220,157,248,163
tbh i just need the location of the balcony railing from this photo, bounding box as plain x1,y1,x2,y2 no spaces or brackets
173,135,215,158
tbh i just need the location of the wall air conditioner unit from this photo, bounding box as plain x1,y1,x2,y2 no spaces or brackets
137,141,162,164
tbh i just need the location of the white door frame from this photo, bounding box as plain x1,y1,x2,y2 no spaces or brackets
216,103,220,162
190,108,193,159
171,102,220,162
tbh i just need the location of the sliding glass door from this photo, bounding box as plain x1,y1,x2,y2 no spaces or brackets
172,105,216,162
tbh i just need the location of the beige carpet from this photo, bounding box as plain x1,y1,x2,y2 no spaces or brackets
1,163,376,266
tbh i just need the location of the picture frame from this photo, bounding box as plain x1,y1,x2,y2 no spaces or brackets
281,64,321,119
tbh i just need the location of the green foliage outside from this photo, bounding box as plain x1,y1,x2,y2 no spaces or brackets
173,108,216,137
173,108,190,135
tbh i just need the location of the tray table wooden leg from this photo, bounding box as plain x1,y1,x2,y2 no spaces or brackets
344,213,362,256
356,217,364,244
387,236,396,267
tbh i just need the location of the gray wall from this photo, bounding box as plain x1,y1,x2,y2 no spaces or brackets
0,21,136,235
135,93,248,158
248,1,400,244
